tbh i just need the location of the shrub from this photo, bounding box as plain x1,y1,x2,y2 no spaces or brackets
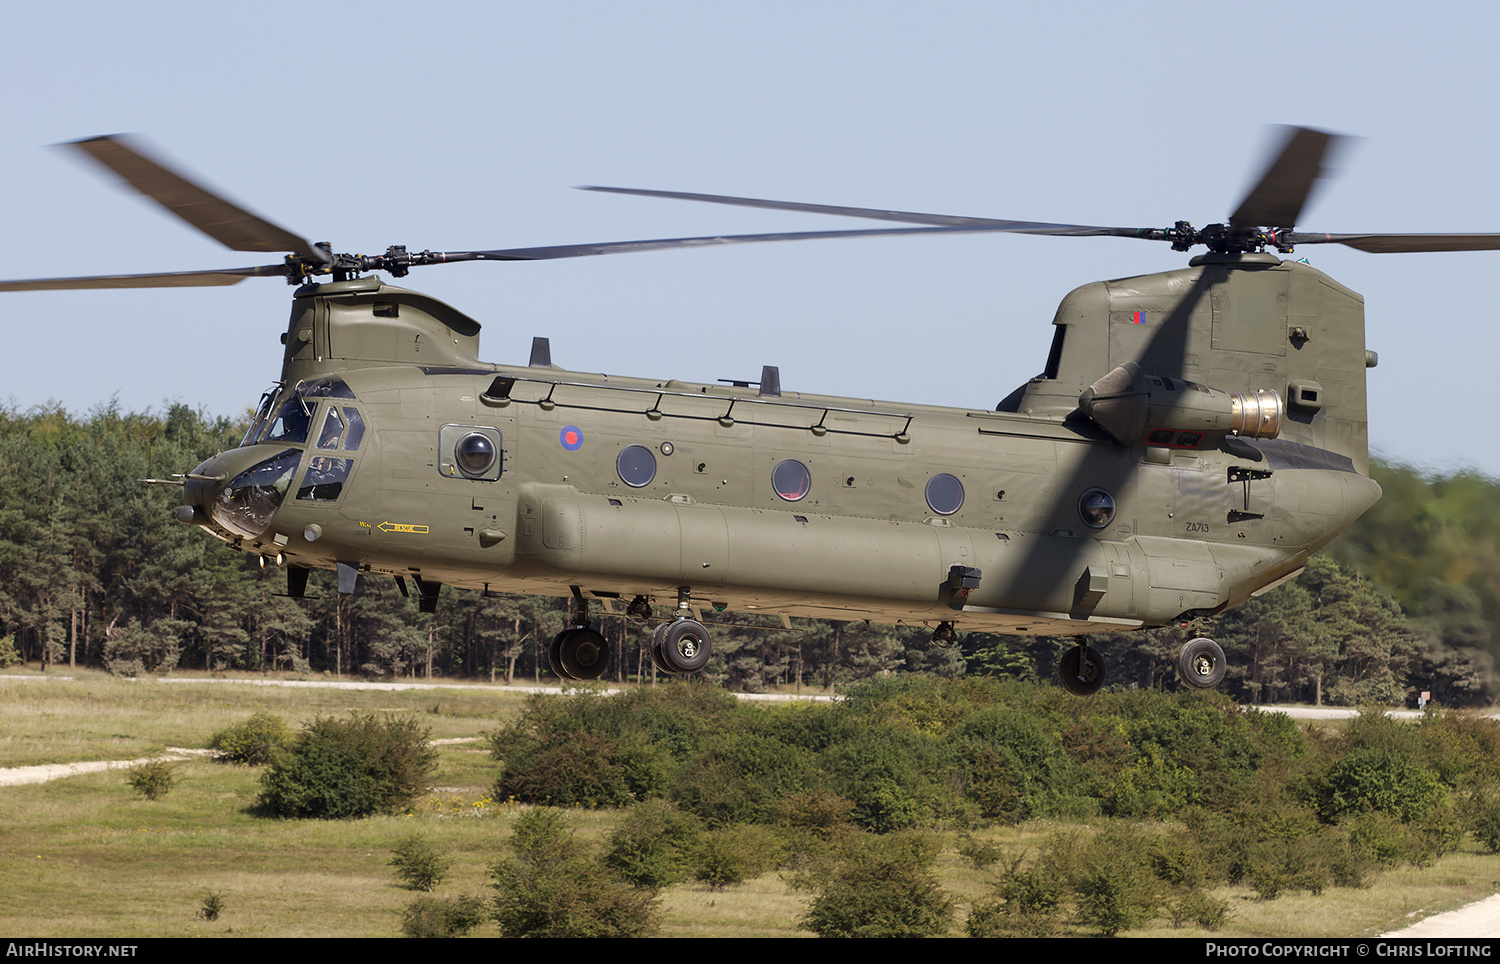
1420,714,1500,789
1245,836,1332,899
965,898,1061,938
492,808,658,938
992,853,1063,916
671,730,821,827
1074,858,1159,935
1031,825,1162,935
604,800,701,889
488,684,739,809
401,894,487,938
1411,808,1464,863
1311,748,1446,824
209,711,291,765
956,834,1003,870
494,730,633,808
1342,808,1458,869
391,833,451,891
955,705,1069,821
1167,889,1230,930
259,714,437,818
1464,788,1500,853
1103,745,1203,818
126,759,175,800
772,789,856,838
817,725,956,832
693,824,783,890
197,891,225,922
798,832,953,938
966,899,1062,935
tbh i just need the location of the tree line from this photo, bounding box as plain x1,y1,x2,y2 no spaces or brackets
0,403,1493,704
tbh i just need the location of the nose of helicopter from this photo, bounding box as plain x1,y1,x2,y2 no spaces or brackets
177,446,302,542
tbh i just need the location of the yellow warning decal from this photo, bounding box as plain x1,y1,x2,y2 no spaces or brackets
377,522,430,534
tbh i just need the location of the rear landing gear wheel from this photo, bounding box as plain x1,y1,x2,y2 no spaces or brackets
656,619,712,674
548,631,572,681
1177,637,1226,689
648,621,675,675
558,628,610,681
1059,644,1106,696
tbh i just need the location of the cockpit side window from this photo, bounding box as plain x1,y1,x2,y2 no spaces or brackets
316,405,345,450
341,408,366,451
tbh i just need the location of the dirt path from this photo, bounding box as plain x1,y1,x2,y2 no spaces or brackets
1382,893,1500,938
0,748,213,787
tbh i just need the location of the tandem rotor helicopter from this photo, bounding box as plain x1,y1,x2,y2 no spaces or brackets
4,128,1497,694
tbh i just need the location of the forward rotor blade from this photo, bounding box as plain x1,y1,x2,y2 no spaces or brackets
580,185,1151,238
460,223,1071,262
0,264,289,292
1230,127,1338,229
1283,232,1500,253
65,136,326,262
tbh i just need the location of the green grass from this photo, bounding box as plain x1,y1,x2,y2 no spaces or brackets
0,670,531,768
1,673,1496,938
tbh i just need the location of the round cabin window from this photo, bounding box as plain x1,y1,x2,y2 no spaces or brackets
1079,488,1116,529
771,459,812,502
616,444,657,487
925,474,965,515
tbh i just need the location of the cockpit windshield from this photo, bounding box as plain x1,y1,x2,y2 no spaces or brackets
243,377,359,447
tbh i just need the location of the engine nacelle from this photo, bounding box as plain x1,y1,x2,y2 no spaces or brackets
1079,362,1283,448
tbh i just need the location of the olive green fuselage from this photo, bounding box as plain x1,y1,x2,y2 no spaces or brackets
187,254,1380,636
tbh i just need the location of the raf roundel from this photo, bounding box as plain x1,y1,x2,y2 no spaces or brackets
559,426,584,451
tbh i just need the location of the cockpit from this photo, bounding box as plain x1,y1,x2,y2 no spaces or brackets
242,376,360,447
203,377,365,540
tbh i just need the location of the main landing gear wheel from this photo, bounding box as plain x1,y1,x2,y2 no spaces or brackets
1177,637,1226,690
654,619,712,674
1059,644,1106,696
550,628,611,681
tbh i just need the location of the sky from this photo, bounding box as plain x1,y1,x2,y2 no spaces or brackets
2,1,1497,475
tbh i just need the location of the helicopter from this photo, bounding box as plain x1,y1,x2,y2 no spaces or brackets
5,129,1497,694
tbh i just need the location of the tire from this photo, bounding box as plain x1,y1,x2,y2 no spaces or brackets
1177,637,1226,689
548,630,574,681
1058,645,1106,696
656,619,712,674
648,622,676,674
558,627,610,680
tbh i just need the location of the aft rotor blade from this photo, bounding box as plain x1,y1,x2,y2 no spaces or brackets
1283,232,1500,253
66,136,327,262
1230,127,1338,230
0,264,289,292
459,223,1069,262
580,185,1152,238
